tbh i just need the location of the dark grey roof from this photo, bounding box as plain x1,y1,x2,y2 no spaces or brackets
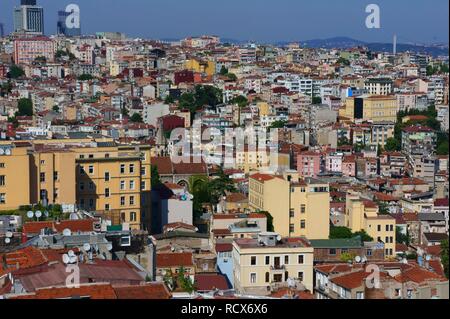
418,213,445,221
424,233,448,241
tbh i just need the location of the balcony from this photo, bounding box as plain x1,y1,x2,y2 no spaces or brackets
270,265,286,272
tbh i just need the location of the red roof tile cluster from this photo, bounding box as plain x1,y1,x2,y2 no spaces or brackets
4,246,48,270
156,252,194,268
22,219,97,235
194,274,229,291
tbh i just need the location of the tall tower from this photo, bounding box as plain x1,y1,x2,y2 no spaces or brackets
393,34,397,56
13,0,44,35
0,23,4,38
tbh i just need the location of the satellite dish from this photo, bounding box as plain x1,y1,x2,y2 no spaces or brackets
361,256,367,263
44,211,49,217
27,211,34,219
425,255,431,261
0,149,4,155
276,235,282,241
5,231,13,238
171,246,175,252
402,258,408,264
62,254,70,264
5,149,11,155
68,250,75,257
106,243,113,251
5,238,11,244
355,256,362,263
83,243,91,251
62,228,71,236
69,256,77,264
35,211,42,218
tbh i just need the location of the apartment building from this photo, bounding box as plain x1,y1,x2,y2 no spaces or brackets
249,173,329,239
364,78,393,96
0,145,31,210
0,139,151,230
233,232,314,295
345,193,396,258
343,95,397,122
14,37,55,65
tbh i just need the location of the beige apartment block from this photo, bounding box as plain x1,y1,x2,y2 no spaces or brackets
233,233,314,295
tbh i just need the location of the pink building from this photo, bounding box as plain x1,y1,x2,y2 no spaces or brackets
14,37,55,65
297,151,322,178
342,155,356,177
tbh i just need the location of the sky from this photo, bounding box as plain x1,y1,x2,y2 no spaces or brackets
0,0,448,44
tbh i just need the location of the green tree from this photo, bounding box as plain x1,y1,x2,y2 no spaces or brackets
17,98,33,116
384,137,400,152
78,74,94,81
226,73,237,81
329,226,353,239
151,165,162,188
338,136,350,146
396,226,410,245
52,105,59,113
130,113,143,123
337,57,350,66
312,96,322,104
269,120,287,129
164,95,175,104
352,230,373,242
8,65,25,79
441,239,449,279
259,211,274,232
230,95,248,108
177,267,194,293
219,65,228,75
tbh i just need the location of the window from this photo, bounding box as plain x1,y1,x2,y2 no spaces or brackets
141,167,146,176
105,188,110,198
120,164,125,174
79,182,85,191
105,153,110,158
377,225,381,231
79,165,85,174
105,172,110,181
129,164,135,174
120,196,125,206
89,182,94,190
0,163,5,168
54,172,58,181
40,172,45,182
250,256,256,265
130,212,137,222
389,225,394,231
120,180,125,190
129,196,135,205
284,255,289,265
250,273,256,284
298,255,304,264
88,154,94,159
385,225,389,231
300,220,306,229
0,193,5,204
298,272,304,282
356,292,364,299
341,248,348,254
89,198,94,208
79,155,85,159
0,175,5,186
265,256,270,265
300,204,306,214
105,204,110,211
40,160,45,165
88,165,94,174
129,180,135,190
265,272,270,283
141,181,146,190
367,249,372,256
289,224,295,233
329,248,337,255
289,209,294,218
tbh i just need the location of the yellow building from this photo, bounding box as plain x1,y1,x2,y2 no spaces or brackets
0,145,31,210
0,139,152,231
257,102,271,116
343,95,397,122
185,59,215,76
249,174,330,239
345,193,396,258
232,232,314,295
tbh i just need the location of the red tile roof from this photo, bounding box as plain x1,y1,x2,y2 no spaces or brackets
10,283,118,299
215,243,233,253
4,246,48,270
194,274,229,291
156,252,194,268
113,283,172,299
22,219,97,235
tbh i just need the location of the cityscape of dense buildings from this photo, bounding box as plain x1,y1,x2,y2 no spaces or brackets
0,0,448,301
